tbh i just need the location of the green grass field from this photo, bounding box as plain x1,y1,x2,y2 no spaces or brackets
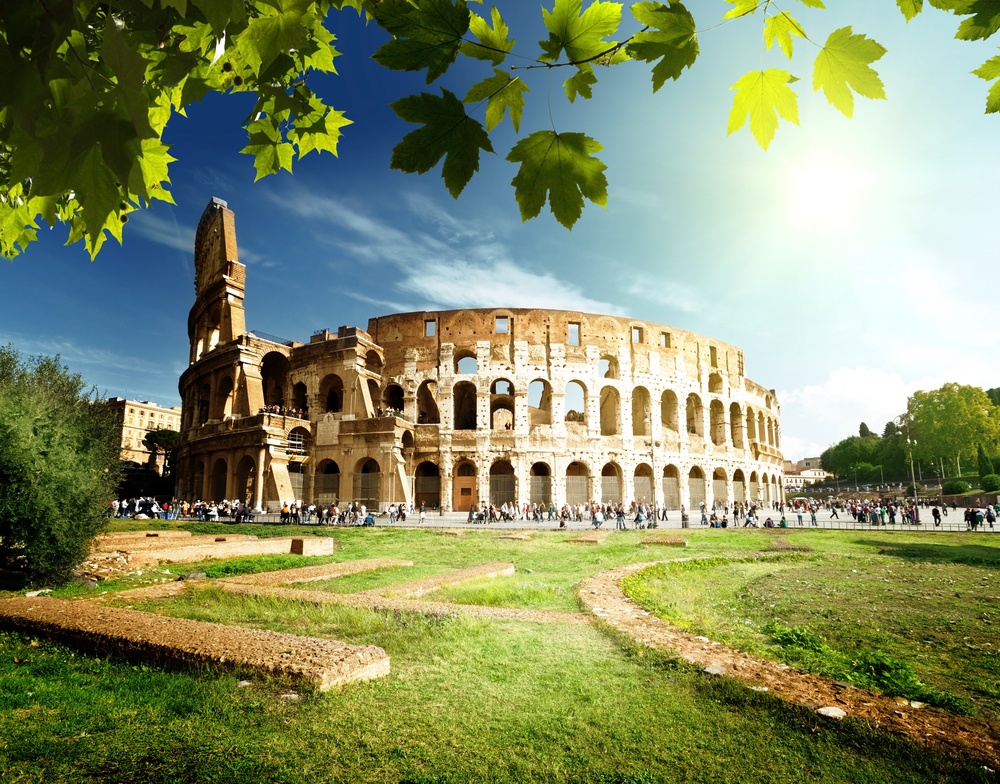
1,525,998,783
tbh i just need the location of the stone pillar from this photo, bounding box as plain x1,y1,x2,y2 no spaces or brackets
253,447,266,512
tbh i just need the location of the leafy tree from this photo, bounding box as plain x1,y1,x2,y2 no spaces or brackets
0,345,121,586
3,1,1000,258
142,428,181,474
881,420,898,438
977,443,994,480
981,474,1000,493
859,422,873,438
987,388,1000,407
906,383,1000,469
820,434,880,479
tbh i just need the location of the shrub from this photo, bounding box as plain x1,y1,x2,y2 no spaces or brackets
942,480,972,495
980,474,1000,493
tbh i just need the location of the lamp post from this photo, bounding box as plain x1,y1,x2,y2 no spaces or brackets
907,438,919,523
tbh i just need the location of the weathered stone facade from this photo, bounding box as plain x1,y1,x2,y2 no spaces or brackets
175,199,784,512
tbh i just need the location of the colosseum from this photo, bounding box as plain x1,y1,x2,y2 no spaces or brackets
174,198,784,514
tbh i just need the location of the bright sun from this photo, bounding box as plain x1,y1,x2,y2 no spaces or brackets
788,155,874,232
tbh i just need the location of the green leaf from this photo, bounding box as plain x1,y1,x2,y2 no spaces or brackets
241,0,314,74
539,0,621,64
372,0,471,84
973,53,1000,112
727,68,800,149
896,0,923,20
72,146,122,258
461,6,514,65
795,0,826,8
191,0,248,34
955,0,1000,41
240,119,296,180
764,12,804,59
628,1,699,92
127,138,176,205
813,26,887,118
564,64,598,101
723,0,760,20
506,130,607,229
390,89,494,197
463,70,529,131
292,108,353,157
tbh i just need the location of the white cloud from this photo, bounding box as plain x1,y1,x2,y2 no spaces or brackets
129,212,193,254
777,366,951,459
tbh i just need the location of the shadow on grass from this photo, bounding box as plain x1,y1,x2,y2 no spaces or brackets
855,539,1000,568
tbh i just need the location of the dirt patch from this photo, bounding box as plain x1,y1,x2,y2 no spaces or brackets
356,562,515,599
763,538,812,553
578,562,1000,767
226,559,414,587
0,595,388,691
643,536,687,548
570,531,610,544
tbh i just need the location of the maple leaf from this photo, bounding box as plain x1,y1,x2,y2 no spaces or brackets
372,0,470,84
461,6,514,65
895,0,923,21
728,69,800,149
813,27,887,118
796,0,826,8
463,70,529,132
723,0,760,20
241,119,295,180
539,0,622,64
973,54,1000,112
506,130,608,229
628,1,699,92
390,89,494,197
955,0,1000,41
764,12,804,59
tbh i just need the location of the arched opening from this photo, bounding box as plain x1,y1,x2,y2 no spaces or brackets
489,460,516,506
732,469,746,503
197,382,210,425
191,460,205,501
212,375,234,421
455,353,478,375
757,411,766,446
661,390,678,433
601,462,622,503
260,352,290,409
746,408,757,442
315,460,340,504
203,306,221,356
234,455,256,505
383,383,404,414
632,386,651,436
686,393,704,438
288,461,305,499
565,461,590,506
730,403,744,449
708,372,723,394
210,457,228,502
634,463,653,503
365,349,383,375
452,460,477,511
367,379,380,416
662,465,680,510
291,382,307,415
529,462,551,505
417,380,440,424
453,380,477,430
599,354,619,379
415,461,441,509
766,418,775,446
749,471,760,504
599,386,620,436
287,426,310,457
713,468,728,505
710,399,726,446
761,472,772,505
688,466,706,509
565,380,587,425
321,374,344,414
353,458,380,508
490,378,515,431
527,379,552,426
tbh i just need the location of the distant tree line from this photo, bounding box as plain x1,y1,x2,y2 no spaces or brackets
821,384,1000,490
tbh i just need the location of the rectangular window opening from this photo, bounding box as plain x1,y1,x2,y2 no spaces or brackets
495,316,509,334
568,322,580,346
710,346,718,368
424,319,436,337
632,326,644,344
660,332,671,348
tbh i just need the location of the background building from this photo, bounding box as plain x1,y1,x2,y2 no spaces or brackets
174,199,784,512
106,397,182,473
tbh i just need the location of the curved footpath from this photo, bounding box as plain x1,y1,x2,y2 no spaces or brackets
577,562,1000,767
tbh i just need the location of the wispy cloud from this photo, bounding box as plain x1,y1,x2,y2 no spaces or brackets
624,275,703,314
129,211,193,255
264,187,623,314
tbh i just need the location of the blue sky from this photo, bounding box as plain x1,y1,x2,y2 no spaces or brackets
2,1,998,460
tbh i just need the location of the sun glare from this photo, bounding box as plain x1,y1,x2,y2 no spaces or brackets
788,156,874,232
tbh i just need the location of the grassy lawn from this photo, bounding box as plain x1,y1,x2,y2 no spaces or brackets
1,525,997,783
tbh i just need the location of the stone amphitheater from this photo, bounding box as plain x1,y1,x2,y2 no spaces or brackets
174,198,784,516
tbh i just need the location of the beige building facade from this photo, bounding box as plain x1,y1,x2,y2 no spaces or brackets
106,397,182,471
174,199,784,512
